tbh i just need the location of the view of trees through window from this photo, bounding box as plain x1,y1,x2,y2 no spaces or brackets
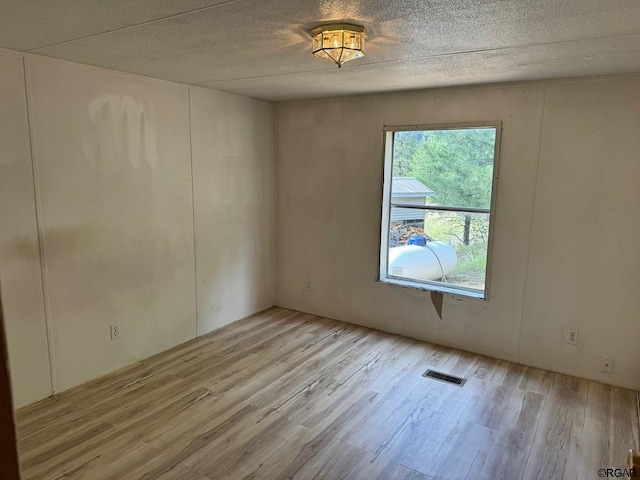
385,126,498,294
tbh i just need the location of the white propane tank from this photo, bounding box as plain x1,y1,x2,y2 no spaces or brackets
388,242,457,281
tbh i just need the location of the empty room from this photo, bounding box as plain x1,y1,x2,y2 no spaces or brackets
1,1,639,479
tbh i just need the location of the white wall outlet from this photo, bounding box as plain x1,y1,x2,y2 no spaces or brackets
600,357,614,374
305,280,312,292
565,328,579,345
110,323,121,340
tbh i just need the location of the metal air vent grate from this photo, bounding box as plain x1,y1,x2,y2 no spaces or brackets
422,369,466,387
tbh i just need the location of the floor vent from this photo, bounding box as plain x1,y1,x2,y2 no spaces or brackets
422,369,467,387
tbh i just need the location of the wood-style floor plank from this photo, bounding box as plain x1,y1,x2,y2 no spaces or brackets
15,307,639,480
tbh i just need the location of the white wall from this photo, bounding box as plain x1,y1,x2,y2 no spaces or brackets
519,78,640,388
2,45,635,405
190,88,275,335
26,57,198,395
276,76,640,390
0,50,275,406
0,52,52,407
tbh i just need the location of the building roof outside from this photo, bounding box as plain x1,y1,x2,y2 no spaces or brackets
392,177,434,196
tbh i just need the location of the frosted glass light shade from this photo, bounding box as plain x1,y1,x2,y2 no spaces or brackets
310,23,366,68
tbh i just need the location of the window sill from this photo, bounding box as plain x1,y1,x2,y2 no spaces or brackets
378,276,486,300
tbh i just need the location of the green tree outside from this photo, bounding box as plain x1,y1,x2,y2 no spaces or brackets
393,128,495,245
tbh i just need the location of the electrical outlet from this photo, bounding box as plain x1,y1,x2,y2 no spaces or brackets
110,323,121,340
565,328,579,345
601,357,614,374
305,280,312,292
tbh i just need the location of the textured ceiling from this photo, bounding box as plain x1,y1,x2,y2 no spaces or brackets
2,0,640,101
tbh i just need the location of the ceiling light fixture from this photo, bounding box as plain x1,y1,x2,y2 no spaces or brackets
309,23,366,68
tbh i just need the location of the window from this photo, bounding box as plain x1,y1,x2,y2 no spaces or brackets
379,123,501,299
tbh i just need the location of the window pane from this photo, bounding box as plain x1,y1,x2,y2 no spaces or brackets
391,128,496,210
388,209,490,292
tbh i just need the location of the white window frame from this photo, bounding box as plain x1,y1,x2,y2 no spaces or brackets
378,122,502,300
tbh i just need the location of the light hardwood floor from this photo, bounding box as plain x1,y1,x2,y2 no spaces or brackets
16,308,640,480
